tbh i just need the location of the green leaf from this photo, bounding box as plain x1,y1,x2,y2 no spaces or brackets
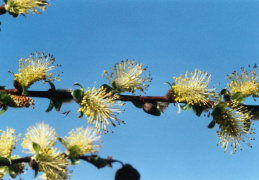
0,86,5,90
29,159,39,177
8,12,19,18
78,111,84,119
132,101,142,108
34,169,39,178
192,105,203,117
8,165,18,178
46,100,54,112
220,89,228,95
70,156,80,165
0,92,7,100
101,84,113,93
69,145,80,156
48,81,56,90
22,86,28,95
164,82,172,86
53,100,62,112
72,89,84,102
69,145,80,165
211,105,223,117
0,105,7,115
88,156,107,169
111,81,117,89
142,102,161,116
181,104,192,111
232,92,245,102
0,156,10,165
207,119,216,129
58,137,68,149
73,82,84,90
32,142,41,154
111,81,121,93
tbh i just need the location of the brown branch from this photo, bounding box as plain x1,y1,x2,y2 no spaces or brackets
0,88,259,119
0,156,31,166
0,4,6,15
79,154,124,167
0,89,73,101
0,154,121,168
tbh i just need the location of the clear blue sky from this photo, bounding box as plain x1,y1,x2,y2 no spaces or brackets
1,0,259,179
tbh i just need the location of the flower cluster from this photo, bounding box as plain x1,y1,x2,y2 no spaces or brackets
0,128,18,158
64,126,102,155
35,148,68,180
7,95,34,108
14,52,59,89
103,60,151,94
171,69,216,106
0,129,23,179
22,122,57,154
78,86,125,134
22,122,68,179
212,103,254,154
5,0,50,15
227,65,259,98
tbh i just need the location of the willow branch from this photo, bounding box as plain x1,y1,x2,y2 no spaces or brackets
78,154,124,167
0,156,31,166
0,88,259,119
0,154,122,167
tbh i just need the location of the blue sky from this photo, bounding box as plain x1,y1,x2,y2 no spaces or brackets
1,0,259,179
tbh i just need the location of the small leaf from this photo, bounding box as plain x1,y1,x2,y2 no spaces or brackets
45,100,54,112
22,86,28,95
111,81,117,89
70,156,80,165
78,111,84,119
73,82,84,90
111,81,121,93
34,169,39,178
53,100,62,112
220,89,229,95
207,119,216,129
142,102,161,116
0,105,7,115
58,137,68,149
132,101,142,108
8,165,18,178
69,145,80,156
9,12,19,18
69,145,80,165
32,142,41,153
29,159,39,177
232,92,245,102
164,82,172,86
48,81,56,90
101,84,113,93
192,105,203,117
72,89,84,102
0,156,10,165
181,104,192,111
88,156,107,169
13,80,22,92
211,105,223,117
0,92,7,100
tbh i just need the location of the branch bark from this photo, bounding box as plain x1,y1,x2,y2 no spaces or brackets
0,88,259,120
